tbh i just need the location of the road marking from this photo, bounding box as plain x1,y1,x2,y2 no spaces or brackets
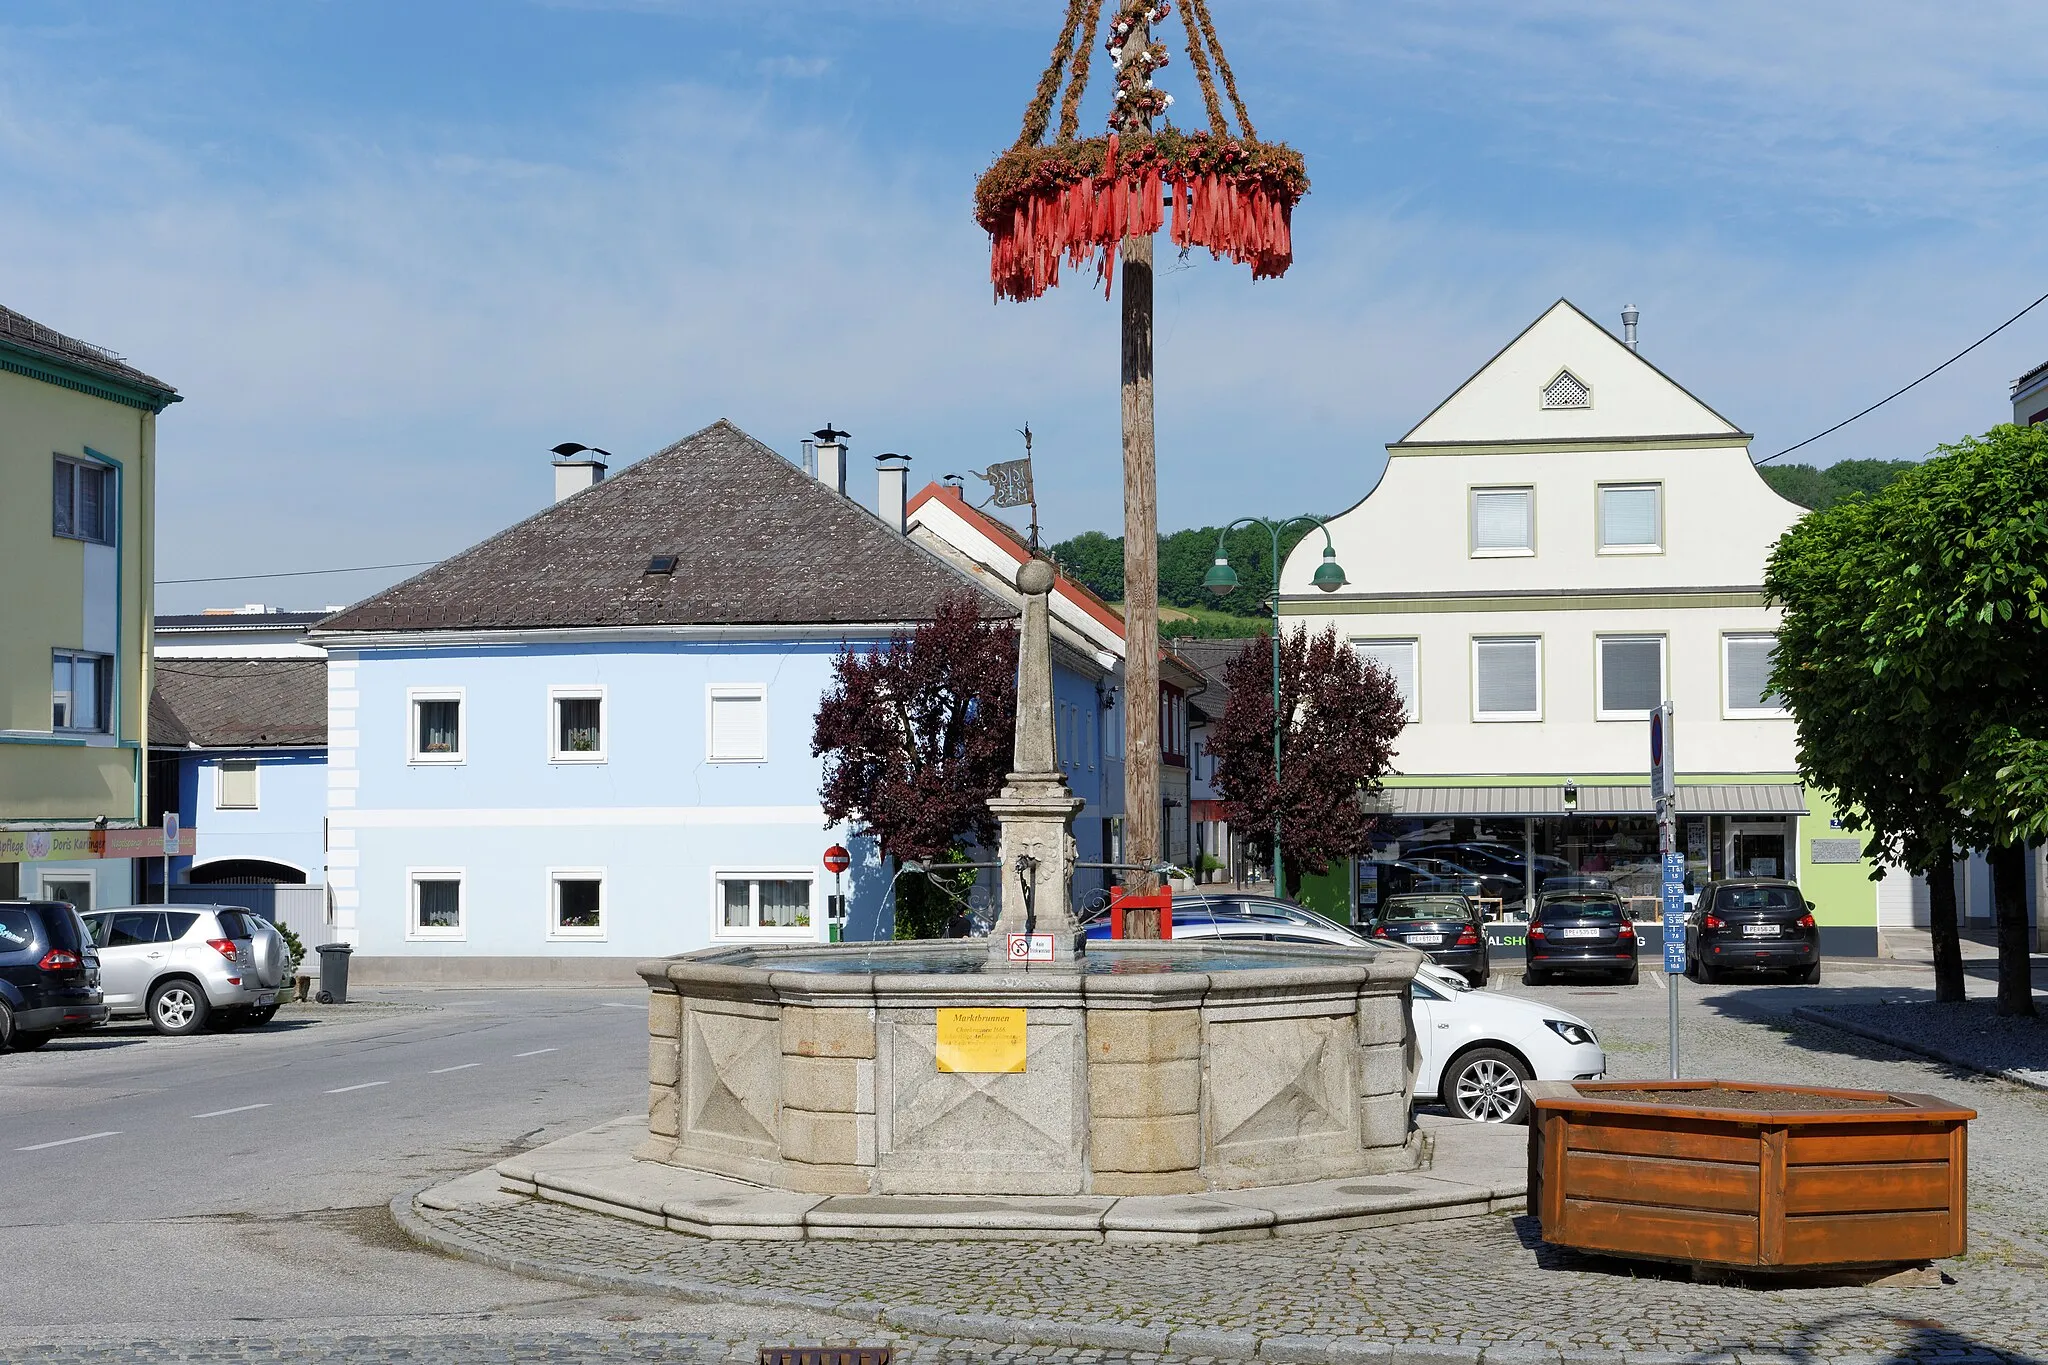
430,1062,481,1074
515,1048,558,1058
325,1081,388,1094
600,1002,645,1010
1649,971,1668,991
192,1103,271,1119
17,1131,120,1151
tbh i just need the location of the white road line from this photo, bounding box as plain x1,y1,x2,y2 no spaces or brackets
1649,971,1668,991
325,1081,389,1094
515,1048,558,1058
18,1131,120,1151
430,1062,481,1074
600,1002,645,1009
192,1103,271,1119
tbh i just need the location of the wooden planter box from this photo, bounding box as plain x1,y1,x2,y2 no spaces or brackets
1528,1080,1974,1270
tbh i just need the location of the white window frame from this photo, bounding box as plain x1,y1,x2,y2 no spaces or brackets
710,867,817,942
407,687,466,765
706,684,768,763
1471,635,1543,722
547,685,607,763
1597,482,1664,555
215,758,261,810
37,868,96,912
1469,486,1536,558
1595,634,1667,721
53,454,116,545
406,867,466,941
547,867,607,941
1723,633,1792,719
51,649,113,734
1352,638,1419,722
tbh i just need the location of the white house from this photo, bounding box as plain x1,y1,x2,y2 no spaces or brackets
1279,300,1882,953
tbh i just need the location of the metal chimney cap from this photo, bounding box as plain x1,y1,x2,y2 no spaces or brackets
551,441,611,463
875,451,911,465
813,424,850,444
1620,304,1640,325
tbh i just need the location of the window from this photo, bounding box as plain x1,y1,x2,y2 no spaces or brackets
549,687,605,762
1353,639,1418,721
1598,484,1662,553
409,689,464,763
409,870,464,939
53,456,114,544
1471,487,1534,557
707,685,767,762
1472,636,1541,720
52,651,112,733
107,910,163,946
216,760,260,809
1597,635,1665,719
715,872,813,937
1542,369,1591,410
1724,634,1789,716
550,870,605,939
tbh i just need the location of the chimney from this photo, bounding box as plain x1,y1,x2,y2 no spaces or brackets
1621,304,1640,352
550,442,609,503
876,452,911,533
813,424,850,497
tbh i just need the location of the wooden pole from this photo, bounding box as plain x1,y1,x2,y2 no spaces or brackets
1118,12,1162,907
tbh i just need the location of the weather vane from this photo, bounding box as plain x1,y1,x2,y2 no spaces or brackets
970,423,1040,550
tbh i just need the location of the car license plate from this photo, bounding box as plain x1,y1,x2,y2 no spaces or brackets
1557,927,1603,939
254,991,276,1006
1405,934,1445,946
1742,924,1778,937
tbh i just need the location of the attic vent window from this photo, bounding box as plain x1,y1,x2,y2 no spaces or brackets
646,555,678,575
1542,370,1591,410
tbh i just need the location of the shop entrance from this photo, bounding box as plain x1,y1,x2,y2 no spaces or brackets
1728,821,1790,880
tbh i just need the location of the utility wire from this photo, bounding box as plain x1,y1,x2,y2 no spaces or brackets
1756,287,2048,466
156,559,437,586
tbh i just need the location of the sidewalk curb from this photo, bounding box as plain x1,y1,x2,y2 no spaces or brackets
387,1183,1509,1364
1789,1007,2048,1094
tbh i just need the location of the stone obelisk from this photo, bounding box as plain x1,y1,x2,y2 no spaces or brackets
985,558,1086,968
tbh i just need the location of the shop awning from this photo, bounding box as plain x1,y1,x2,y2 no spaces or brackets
1370,783,1807,818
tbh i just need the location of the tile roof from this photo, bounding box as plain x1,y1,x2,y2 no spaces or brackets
317,420,1011,635
156,611,330,631
151,660,328,749
0,303,177,400
1164,637,1250,719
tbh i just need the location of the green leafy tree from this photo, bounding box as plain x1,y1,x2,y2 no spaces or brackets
1760,458,1920,511
1049,530,1124,603
1049,518,1329,618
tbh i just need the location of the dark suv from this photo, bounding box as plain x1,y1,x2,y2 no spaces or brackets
1,900,108,1051
1685,879,1820,983
1524,892,1639,985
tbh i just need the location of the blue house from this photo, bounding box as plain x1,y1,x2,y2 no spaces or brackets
311,421,1120,981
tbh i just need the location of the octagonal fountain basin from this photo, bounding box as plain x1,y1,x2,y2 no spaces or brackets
636,937,1424,1198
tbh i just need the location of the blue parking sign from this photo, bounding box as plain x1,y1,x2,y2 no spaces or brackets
1661,851,1687,972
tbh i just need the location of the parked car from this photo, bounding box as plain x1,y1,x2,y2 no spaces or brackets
1083,899,1369,948
81,906,280,1036
1524,891,1640,985
1684,878,1820,983
0,900,108,1051
1367,893,1489,986
1404,845,1533,897
1534,875,1614,904
1410,961,1605,1123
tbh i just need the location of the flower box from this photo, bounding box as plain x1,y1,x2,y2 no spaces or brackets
1527,1080,1975,1270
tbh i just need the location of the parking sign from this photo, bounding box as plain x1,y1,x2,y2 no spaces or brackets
1661,850,1686,973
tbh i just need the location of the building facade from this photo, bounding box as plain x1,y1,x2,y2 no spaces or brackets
0,304,179,909
1280,300,1881,952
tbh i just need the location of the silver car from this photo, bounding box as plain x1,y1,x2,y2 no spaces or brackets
82,906,281,1036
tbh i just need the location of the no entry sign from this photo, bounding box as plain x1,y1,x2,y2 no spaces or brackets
823,845,851,875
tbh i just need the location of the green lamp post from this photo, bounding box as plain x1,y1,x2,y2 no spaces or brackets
1203,518,1348,893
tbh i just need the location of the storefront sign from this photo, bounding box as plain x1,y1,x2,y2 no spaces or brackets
935,1008,1027,1073
0,826,194,864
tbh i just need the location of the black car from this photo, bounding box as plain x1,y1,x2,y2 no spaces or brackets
1524,892,1639,985
1686,878,1820,983
0,900,108,1051
1368,893,1488,985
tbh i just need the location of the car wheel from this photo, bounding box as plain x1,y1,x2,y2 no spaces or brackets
1442,1047,1533,1124
1797,962,1821,984
0,1000,13,1052
1623,961,1640,986
1521,967,1546,987
10,1031,55,1051
148,980,210,1036
248,1005,280,1026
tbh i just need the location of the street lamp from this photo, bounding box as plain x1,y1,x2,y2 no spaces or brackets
1204,516,1348,893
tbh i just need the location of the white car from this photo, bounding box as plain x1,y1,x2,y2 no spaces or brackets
1410,962,1605,1124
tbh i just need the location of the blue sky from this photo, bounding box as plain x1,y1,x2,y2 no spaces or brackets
6,1,2047,612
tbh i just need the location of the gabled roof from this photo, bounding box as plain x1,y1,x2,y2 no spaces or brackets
1396,299,1744,448
907,483,1129,641
151,660,327,749
317,421,1010,635
0,303,179,411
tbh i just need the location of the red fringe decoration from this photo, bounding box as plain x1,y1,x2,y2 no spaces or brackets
989,156,1295,303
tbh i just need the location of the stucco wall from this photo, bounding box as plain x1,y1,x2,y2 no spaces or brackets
181,750,328,885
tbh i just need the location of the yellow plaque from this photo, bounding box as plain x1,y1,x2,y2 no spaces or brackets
935,1007,1027,1074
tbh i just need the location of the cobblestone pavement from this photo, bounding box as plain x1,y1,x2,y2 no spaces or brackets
389,978,2048,1364
1801,998,2048,1090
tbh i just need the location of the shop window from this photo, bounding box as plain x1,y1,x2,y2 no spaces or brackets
1471,487,1534,557
1472,636,1541,721
1596,635,1665,719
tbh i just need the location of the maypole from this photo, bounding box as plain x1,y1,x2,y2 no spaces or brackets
977,0,1307,895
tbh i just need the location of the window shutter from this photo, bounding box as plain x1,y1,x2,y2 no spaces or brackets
710,691,767,760
217,760,259,809
1473,490,1531,551
1474,639,1538,716
1599,637,1664,714
1727,637,1784,710
1354,641,1417,719
1600,487,1660,547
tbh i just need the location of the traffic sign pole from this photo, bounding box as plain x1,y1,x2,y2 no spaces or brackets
1652,703,1682,1080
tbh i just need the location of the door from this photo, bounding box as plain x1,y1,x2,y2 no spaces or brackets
1728,822,1790,879
38,873,94,913
97,911,168,1011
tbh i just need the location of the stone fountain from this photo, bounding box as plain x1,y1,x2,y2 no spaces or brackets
634,559,1424,1205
